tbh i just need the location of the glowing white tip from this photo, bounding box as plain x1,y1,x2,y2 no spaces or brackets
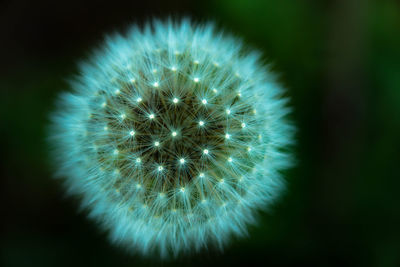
152,69,157,73
180,187,185,193
149,114,155,119
115,89,121,95
199,173,205,178
194,77,200,83
203,149,209,155
158,166,164,171
120,113,126,120
136,158,141,163
136,184,141,189
201,99,207,105
101,102,107,108
194,60,199,64
136,97,142,103
225,133,231,139
129,130,135,136
113,149,119,155
179,158,185,164
173,98,179,104
171,66,177,71
130,78,136,83
212,88,218,93
247,146,252,152
153,82,159,87
228,157,233,162
199,121,204,126
241,123,246,128
154,141,160,147
103,126,108,131
226,109,231,115
172,131,177,137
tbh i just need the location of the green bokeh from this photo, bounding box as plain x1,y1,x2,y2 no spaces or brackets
1,0,399,266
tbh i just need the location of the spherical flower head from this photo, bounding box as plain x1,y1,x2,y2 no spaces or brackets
49,19,294,259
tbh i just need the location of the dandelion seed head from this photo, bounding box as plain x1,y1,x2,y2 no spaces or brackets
49,19,294,259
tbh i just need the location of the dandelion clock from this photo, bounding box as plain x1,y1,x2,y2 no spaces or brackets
49,19,294,258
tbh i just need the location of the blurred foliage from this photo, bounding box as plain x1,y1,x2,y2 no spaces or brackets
1,0,399,266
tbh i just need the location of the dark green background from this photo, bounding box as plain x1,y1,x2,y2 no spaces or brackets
1,0,399,266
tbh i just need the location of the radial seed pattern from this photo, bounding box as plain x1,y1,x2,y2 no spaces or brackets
50,19,294,258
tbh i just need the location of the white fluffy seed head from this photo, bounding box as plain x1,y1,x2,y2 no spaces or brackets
50,19,294,259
